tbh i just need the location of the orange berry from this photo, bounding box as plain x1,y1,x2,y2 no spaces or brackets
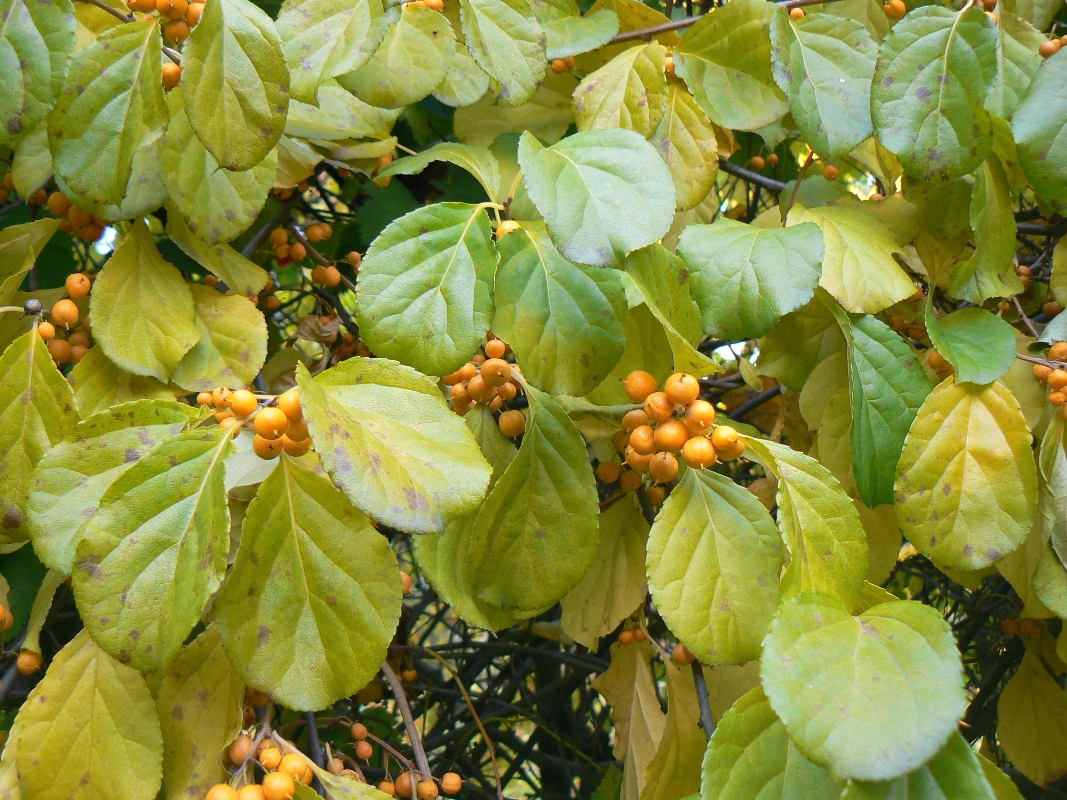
260,747,282,769
401,571,413,593
623,370,658,402
672,643,694,665
619,469,643,491
255,407,289,439
457,362,477,382
68,331,89,348
883,0,906,19
822,164,839,181
196,391,213,406
1049,369,1067,390
717,439,746,462
38,320,55,340
67,205,92,227
346,251,363,269
497,382,517,402
481,358,512,387
379,781,397,796
164,18,191,42
51,298,79,328
65,272,91,299
70,345,88,364
789,6,804,18
485,339,506,359
643,391,675,423
16,650,43,675
1039,39,1060,58
351,722,369,741
1019,618,1042,639
1049,341,1067,361
612,430,630,453
417,781,439,800
648,452,679,484
274,244,291,261
1000,618,1020,635
269,228,288,247
355,741,374,761
653,420,689,453
320,266,342,287
230,389,258,417
47,192,72,217
1050,390,1066,406
441,773,462,795
618,630,634,645
596,461,622,483
682,436,716,469
496,220,521,237
285,417,310,442
277,387,302,421
279,753,306,779
229,734,255,764
48,338,71,365
238,786,266,800
748,156,766,171
128,0,156,11
253,435,282,460
551,59,568,73
289,243,307,261
646,485,666,504
396,773,413,798
467,374,496,404
185,0,203,23
1034,364,1052,383
710,425,739,451
213,386,233,409
629,425,655,455
625,448,653,474
683,399,716,434
162,61,182,90
767,153,779,167
281,435,311,457
0,606,13,633
206,785,239,800
498,409,525,438
262,771,296,800
1043,300,1064,317
664,373,700,405
634,628,647,642
622,409,649,431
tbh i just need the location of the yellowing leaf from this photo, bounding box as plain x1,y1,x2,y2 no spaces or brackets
27,400,198,574
73,428,234,671
454,71,576,146
298,357,491,533
90,220,200,382
15,631,163,800
895,377,1037,570
573,43,666,137
762,592,966,782
560,495,649,649
156,624,245,800
216,455,401,710
460,0,546,106
166,212,270,297
0,219,61,308
646,468,783,666
640,662,704,800
649,81,718,211
182,0,289,171
69,346,174,416
996,650,1067,786
0,330,78,543
47,19,167,206
171,285,268,392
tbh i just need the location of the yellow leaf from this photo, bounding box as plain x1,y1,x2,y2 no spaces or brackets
996,650,1067,786
639,662,704,800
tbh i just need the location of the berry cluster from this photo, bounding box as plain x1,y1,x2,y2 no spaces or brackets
37,272,94,366
1031,341,1067,419
125,0,204,89
0,180,108,243
601,371,745,495
205,736,314,800
1000,617,1045,639
406,0,445,9
549,56,577,73
199,387,311,460
443,338,526,439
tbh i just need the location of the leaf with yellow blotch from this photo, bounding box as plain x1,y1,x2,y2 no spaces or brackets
15,631,163,800
156,624,245,800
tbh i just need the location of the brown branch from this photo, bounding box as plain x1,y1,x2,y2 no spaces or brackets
381,660,432,779
691,664,715,742
718,158,787,193
611,0,839,43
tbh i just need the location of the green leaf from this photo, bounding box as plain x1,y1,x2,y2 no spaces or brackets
700,686,839,800
543,8,618,60
69,347,175,416
677,218,823,340
649,80,718,212
90,220,200,382
0,330,78,543
841,732,996,800
27,399,197,575
946,157,1021,303
673,0,788,131
870,6,997,181
47,18,167,206
277,0,387,105
895,377,1037,570
518,128,675,267
640,662,704,800
0,0,75,146
72,428,234,671
160,89,278,246
15,631,163,800
461,0,546,106
433,43,491,107
156,624,245,800
742,437,868,610
216,455,401,710
376,143,501,202
492,227,627,395
1010,48,1067,216
770,14,876,160
166,212,270,297
560,495,649,649
356,203,497,376
925,306,1017,385
584,302,672,406
762,592,966,782
454,70,576,146
987,11,1044,118
284,81,400,141
465,382,600,612
647,468,783,666
182,0,288,171
10,123,52,197
792,205,914,315
304,769,397,800
297,357,492,533
0,219,61,307
573,43,667,138
757,297,843,390
170,285,267,392
828,301,934,507
340,6,456,109
995,650,1067,787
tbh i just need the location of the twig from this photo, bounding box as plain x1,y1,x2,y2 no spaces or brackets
241,195,302,259
1012,296,1041,339
731,384,783,421
717,158,787,193
288,224,333,267
305,711,327,768
691,664,715,742
780,151,815,226
611,0,838,42
381,660,432,779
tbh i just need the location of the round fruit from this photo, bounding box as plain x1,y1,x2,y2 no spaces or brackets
0,606,13,633
47,192,72,217
162,62,182,90
672,643,695,665
255,407,289,439
441,773,462,795
717,439,746,462
51,298,79,328
625,448,652,474
1050,391,1066,406
643,392,675,423
277,388,302,421
485,339,506,359
70,345,88,364
634,628,647,642
165,19,191,42
883,0,905,19
467,374,496,404
612,430,630,453
749,155,766,171
481,358,512,387
379,782,396,796
789,6,804,18
927,350,947,371
664,373,700,405
230,389,258,417
622,409,649,431
1034,364,1052,383
16,650,43,675
683,399,716,434
285,418,310,442
238,786,266,800
499,409,526,438
396,773,413,798
1044,300,1064,317
496,220,522,239
646,485,666,504
48,338,72,365
619,469,643,492
253,435,282,460
1049,341,1067,361
260,748,282,769
185,1,204,23
347,251,363,268
213,387,233,410
402,571,413,593
262,771,296,800
551,58,568,73
629,425,655,455
497,382,517,402
767,153,779,167
1019,618,1042,639
653,420,688,453
229,734,255,764
417,781,439,800
648,452,679,484
321,266,342,287
156,0,187,18
206,785,239,800
1049,369,1067,390
1040,39,1061,58
68,332,90,348
355,741,374,760
710,425,739,451
618,630,634,645
822,164,839,181
457,362,478,382
596,461,622,483
351,722,369,741
38,321,55,340
623,371,658,402
280,754,306,779
682,436,716,469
